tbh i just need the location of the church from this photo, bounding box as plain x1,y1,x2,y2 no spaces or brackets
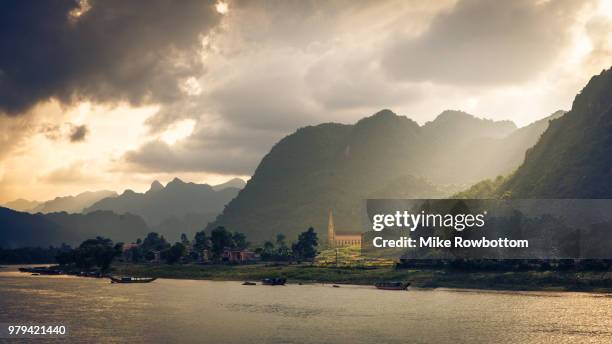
327,210,362,247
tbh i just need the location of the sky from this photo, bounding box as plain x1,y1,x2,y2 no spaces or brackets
0,0,611,203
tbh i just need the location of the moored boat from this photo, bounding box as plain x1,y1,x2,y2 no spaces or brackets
242,281,257,285
375,281,410,290
110,276,157,284
261,277,286,285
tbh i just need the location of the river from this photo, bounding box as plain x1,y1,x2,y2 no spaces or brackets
0,266,610,343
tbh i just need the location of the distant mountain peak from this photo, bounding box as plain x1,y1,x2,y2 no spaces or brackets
148,180,164,193
3,198,41,212
431,110,515,127
436,109,475,120
372,108,396,117
168,177,185,186
353,109,420,133
425,110,516,139
83,177,242,239
212,178,247,191
10,190,118,214
356,109,400,124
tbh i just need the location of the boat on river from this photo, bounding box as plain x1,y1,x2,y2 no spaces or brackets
375,281,410,290
261,277,286,285
110,276,157,284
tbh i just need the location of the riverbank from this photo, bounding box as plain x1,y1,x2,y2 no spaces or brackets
111,263,612,293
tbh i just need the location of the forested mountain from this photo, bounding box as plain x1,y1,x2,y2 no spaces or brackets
458,67,612,198
501,68,612,198
208,109,557,242
0,207,150,248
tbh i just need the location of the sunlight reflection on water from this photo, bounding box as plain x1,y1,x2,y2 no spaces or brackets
0,267,610,344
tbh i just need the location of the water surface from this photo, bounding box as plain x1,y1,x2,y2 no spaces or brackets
1,266,610,343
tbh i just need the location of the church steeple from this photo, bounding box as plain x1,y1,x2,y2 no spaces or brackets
327,210,335,247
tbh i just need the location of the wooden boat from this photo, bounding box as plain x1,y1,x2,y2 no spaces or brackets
110,276,157,284
261,277,286,286
375,281,410,290
242,281,257,285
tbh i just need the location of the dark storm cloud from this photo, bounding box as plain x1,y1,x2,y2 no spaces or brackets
382,0,592,85
69,124,88,142
0,0,222,116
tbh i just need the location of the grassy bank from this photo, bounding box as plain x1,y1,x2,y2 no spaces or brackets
112,263,612,293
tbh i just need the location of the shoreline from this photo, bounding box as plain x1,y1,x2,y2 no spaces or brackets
111,263,612,294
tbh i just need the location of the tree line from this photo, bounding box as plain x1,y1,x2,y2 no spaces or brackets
0,244,72,264
50,226,319,272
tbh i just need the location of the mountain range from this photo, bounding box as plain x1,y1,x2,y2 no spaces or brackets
0,206,150,248
83,178,243,239
206,108,562,242
0,178,246,247
3,190,117,214
5,66,610,247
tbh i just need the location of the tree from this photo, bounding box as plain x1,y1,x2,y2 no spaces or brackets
210,226,234,258
142,232,170,251
126,246,142,263
162,243,186,264
275,233,291,261
232,232,248,250
180,233,190,246
55,250,75,266
193,230,209,252
263,241,275,251
72,237,122,271
257,241,276,261
292,227,318,262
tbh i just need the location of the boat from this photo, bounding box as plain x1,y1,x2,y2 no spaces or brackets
332,285,340,288
261,277,286,286
375,281,410,290
242,281,257,285
109,276,157,284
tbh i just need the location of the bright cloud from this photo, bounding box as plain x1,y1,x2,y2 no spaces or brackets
1,0,611,202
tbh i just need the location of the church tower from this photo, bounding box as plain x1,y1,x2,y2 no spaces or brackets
327,210,335,248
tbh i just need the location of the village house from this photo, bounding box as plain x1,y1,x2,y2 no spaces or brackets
221,248,258,263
